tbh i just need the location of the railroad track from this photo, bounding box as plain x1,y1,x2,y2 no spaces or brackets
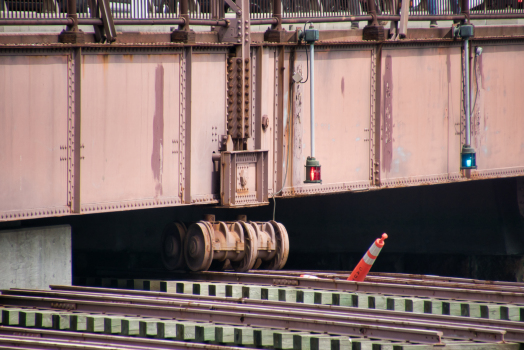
1,271,524,349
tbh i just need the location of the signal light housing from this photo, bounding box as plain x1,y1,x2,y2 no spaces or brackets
304,156,321,183
460,145,477,170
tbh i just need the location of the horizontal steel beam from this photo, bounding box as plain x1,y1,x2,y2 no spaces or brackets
0,18,227,26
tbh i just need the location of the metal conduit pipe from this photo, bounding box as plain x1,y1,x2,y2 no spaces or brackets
464,37,471,147
310,42,315,158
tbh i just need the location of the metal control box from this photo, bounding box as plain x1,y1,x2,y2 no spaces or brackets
220,150,269,207
304,28,319,42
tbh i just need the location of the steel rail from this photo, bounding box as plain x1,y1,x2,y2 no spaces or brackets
0,291,507,343
0,327,249,350
40,288,524,343
182,271,524,303
23,290,514,342
90,269,524,287
254,270,524,293
0,294,442,343
6,289,511,342
46,285,524,334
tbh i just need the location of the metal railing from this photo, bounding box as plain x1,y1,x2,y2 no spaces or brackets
0,0,523,26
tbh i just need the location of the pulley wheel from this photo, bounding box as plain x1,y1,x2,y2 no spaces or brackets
184,222,214,272
260,221,290,270
231,221,258,272
160,222,187,271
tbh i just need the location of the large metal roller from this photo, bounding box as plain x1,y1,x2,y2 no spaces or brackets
160,215,289,272
160,222,187,271
250,220,290,270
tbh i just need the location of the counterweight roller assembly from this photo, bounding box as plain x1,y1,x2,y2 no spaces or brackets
161,215,289,272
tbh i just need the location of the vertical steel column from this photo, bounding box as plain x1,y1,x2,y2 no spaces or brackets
367,0,379,26
59,0,85,43
183,47,193,204
71,48,82,213
310,43,315,158
264,0,285,42
67,0,78,31
272,0,282,30
179,0,190,31
461,0,470,23
362,0,384,41
172,0,195,42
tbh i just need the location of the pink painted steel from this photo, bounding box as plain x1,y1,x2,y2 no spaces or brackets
80,54,180,209
189,52,227,203
289,49,372,191
0,55,69,218
471,44,524,173
257,47,277,195
379,46,462,185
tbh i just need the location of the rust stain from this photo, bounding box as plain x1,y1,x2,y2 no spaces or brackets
341,76,345,96
101,55,109,75
122,54,134,63
382,55,393,173
151,64,165,197
478,54,485,90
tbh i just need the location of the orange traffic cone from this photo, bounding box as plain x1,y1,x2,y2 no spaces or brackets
347,233,388,282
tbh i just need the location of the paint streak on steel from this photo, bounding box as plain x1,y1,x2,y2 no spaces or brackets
151,64,165,197
80,54,180,207
379,46,462,184
382,55,393,173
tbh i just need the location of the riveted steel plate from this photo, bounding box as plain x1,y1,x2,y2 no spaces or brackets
80,54,180,208
189,53,227,203
288,49,373,194
470,43,524,174
0,55,69,218
379,46,462,186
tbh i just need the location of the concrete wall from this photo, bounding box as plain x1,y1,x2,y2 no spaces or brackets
0,225,71,290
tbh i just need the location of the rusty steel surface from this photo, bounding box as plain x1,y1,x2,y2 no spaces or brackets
183,271,524,303
80,53,182,212
0,294,444,343
6,273,524,346
2,33,524,220
46,284,524,335
379,44,462,187
189,51,227,204
257,270,524,288
287,47,374,195
0,54,70,220
0,288,508,343
254,270,524,293
0,327,248,350
469,42,524,178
